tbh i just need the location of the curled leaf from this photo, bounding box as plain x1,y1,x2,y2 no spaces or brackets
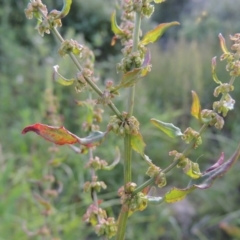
103,147,120,170
111,11,124,35
55,0,72,19
164,144,240,203
22,123,79,145
183,160,201,179
150,118,183,138
79,131,108,148
218,33,229,54
211,57,222,84
141,22,180,45
53,65,75,86
22,123,108,147
191,91,201,119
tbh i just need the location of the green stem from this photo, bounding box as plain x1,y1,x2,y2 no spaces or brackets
116,11,142,240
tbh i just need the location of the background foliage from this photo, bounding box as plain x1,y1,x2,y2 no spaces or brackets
1,0,240,239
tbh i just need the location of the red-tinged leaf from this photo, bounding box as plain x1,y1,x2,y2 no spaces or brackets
22,123,80,145
211,57,222,84
204,152,224,173
131,133,146,156
150,118,183,138
164,145,240,203
141,22,180,45
218,33,229,54
111,11,124,36
191,91,201,119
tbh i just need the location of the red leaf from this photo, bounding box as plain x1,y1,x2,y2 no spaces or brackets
22,123,79,145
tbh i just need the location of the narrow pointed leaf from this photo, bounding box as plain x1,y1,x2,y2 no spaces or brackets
211,57,222,84
111,11,124,35
22,123,79,145
115,68,142,90
164,145,240,203
150,118,183,138
131,133,146,155
191,91,201,119
53,65,75,86
204,152,224,173
218,33,229,54
56,0,72,19
141,22,180,45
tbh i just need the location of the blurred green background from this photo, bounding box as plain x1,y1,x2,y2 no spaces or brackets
1,0,240,239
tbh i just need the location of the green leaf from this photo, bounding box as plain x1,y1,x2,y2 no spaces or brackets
115,68,142,90
154,0,165,3
218,33,229,54
111,11,124,35
183,160,201,179
53,65,75,86
150,118,183,138
164,144,240,203
141,22,180,45
131,133,146,155
164,187,196,203
211,57,222,84
56,0,72,18
191,91,201,119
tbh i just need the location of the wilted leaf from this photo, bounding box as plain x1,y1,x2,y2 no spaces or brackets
218,33,229,54
164,145,240,203
141,22,180,45
111,11,124,35
22,123,108,147
131,133,146,155
204,152,224,173
150,118,183,138
191,91,201,119
22,123,79,145
53,65,75,86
